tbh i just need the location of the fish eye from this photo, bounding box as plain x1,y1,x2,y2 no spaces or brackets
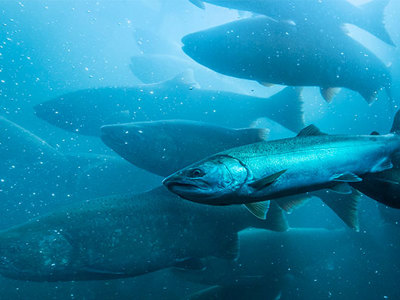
189,168,205,178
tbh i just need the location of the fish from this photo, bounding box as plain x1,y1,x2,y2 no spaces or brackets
101,119,360,229
100,120,269,177
0,187,287,281
182,16,392,104
163,111,400,218
189,0,394,46
175,226,391,300
34,71,304,136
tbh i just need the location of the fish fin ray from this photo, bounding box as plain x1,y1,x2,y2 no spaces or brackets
320,87,341,103
361,0,394,46
331,172,362,182
264,201,289,232
244,201,270,219
249,170,287,190
237,128,270,141
317,188,360,230
297,124,327,137
329,183,352,194
275,195,310,212
371,157,393,173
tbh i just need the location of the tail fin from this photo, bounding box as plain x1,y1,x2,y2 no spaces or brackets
189,0,205,9
390,110,400,134
263,87,305,133
361,0,395,46
352,170,400,209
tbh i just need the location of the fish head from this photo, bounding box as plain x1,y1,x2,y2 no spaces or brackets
163,155,248,204
34,89,114,136
0,226,75,281
101,121,178,175
34,96,89,135
181,17,289,79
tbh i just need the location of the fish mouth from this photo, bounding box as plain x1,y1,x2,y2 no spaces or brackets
163,177,209,194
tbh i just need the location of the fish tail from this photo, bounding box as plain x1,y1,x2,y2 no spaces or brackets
262,87,305,133
390,110,400,134
361,0,395,46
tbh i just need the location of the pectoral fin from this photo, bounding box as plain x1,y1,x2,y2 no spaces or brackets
244,201,270,219
249,170,287,190
331,172,362,183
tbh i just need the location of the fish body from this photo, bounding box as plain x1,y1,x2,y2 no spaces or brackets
34,72,304,136
101,120,269,176
0,187,280,281
182,16,391,103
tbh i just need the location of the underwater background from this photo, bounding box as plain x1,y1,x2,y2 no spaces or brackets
1,0,400,299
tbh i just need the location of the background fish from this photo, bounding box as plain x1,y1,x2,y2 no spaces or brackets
34,72,304,136
182,16,392,104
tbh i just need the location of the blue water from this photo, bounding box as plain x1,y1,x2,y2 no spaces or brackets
1,0,400,299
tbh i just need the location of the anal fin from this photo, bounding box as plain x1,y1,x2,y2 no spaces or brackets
265,201,289,232
275,195,310,212
329,183,352,194
314,188,360,230
320,87,341,103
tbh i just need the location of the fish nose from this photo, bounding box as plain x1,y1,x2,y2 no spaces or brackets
162,173,180,189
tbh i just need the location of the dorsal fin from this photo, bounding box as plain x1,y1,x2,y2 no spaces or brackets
189,0,205,9
297,125,327,137
370,131,380,135
164,69,200,89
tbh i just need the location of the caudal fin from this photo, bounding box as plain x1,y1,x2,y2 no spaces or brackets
361,0,395,46
189,0,205,9
352,169,400,209
390,110,400,134
264,87,305,133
